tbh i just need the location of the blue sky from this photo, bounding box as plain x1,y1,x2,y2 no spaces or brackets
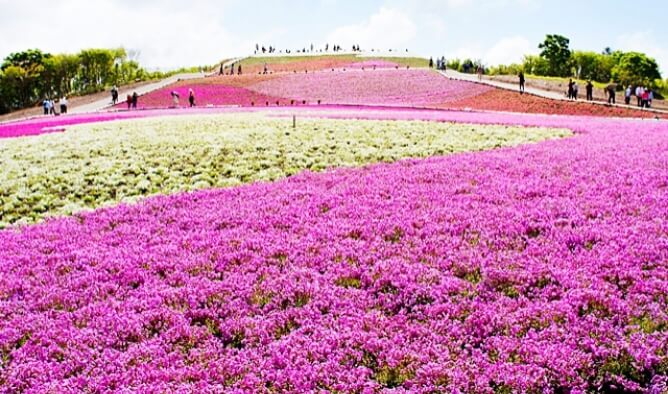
1,0,666,74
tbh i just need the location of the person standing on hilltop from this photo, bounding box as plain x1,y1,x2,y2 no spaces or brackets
429,57,433,68
238,64,242,75
518,71,525,93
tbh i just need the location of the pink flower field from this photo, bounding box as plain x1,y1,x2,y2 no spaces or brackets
1,108,668,392
249,69,493,107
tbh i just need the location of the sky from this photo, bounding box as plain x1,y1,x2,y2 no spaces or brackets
1,0,667,74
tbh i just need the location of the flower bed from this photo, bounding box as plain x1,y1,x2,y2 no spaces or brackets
0,114,667,392
249,69,493,106
446,88,668,119
0,114,567,227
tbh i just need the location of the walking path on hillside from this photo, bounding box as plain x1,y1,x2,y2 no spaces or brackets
71,58,246,114
439,69,668,116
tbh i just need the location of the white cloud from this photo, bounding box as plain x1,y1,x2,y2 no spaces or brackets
616,31,668,76
325,7,417,50
0,0,251,69
485,36,533,65
448,36,533,66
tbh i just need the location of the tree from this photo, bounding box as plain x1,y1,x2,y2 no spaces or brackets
522,55,549,76
611,52,662,87
538,34,572,77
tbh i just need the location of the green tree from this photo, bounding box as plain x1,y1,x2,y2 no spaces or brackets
522,55,550,76
538,34,572,77
611,52,662,87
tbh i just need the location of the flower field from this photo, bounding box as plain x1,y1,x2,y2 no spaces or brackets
0,109,667,392
248,69,492,107
1,49,668,393
0,114,567,227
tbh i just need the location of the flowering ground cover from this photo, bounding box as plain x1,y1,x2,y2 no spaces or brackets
445,88,668,119
0,112,667,392
0,114,567,227
249,69,493,107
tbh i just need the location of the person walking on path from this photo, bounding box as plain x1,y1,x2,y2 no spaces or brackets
606,84,616,104
126,94,132,110
518,71,525,93
567,79,574,100
131,92,138,109
59,96,68,114
238,64,242,75
636,86,644,107
572,81,579,100
111,86,118,105
188,89,195,107
625,86,632,105
429,57,433,68
641,89,649,108
648,89,654,108
586,81,594,101
49,99,56,115
43,98,50,115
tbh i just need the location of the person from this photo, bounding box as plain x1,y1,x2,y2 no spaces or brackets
625,86,632,105
567,79,574,100
238,64,242,75
641,88,649,108
477,66,483,81
635,86,642,106
230,63,235,75
519,71,525,93
606,84,616,104
586,81,594,101
111,86,118,105
648,89,654,107
132,92,138,109
429,57,433,68
263,63,268,75
637,86,644,107
219,63,224,75
127,94,132,110
171,91,180,107
572,81,578,100
49,99,56,115
59,96,68,114
43,98,50,115
188,89,195,107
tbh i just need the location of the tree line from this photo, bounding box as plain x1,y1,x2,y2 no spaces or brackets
448,35,665,94
0,48,202,115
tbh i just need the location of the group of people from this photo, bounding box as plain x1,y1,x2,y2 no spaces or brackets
626,86,654,107
518,74,656,108
220,62,243,76
169,89,196,107
42,96,68,115
252,43,372,56
430,57,447,71
125,92,139,109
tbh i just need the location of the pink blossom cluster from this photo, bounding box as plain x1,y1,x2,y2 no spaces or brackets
249,69,493,107
121,85,282,109
1,112,667,392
